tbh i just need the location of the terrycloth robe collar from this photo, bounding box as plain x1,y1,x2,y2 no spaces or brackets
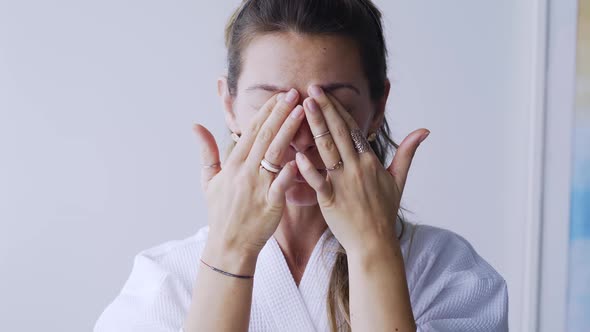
253,227,338,332
252,221,403,332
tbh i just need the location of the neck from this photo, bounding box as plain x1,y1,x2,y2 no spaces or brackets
273,204,328,285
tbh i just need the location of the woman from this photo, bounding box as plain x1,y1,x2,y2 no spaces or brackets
95,0,508,331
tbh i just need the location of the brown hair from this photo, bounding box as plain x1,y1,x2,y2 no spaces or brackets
223,1,406,330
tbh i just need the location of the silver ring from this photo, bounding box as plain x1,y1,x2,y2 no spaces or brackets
313,131,331,140
203,162,221,169
325,160,343,171
350,129,371,153
231,132,241,143
260,159,282,174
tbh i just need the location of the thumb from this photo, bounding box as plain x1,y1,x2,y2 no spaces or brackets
192,123,221,192
387,129,430,194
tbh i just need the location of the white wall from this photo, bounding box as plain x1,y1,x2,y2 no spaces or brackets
0,1,548,330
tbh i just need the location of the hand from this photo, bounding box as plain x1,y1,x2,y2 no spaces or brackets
192,89,305,259
296,85,430,253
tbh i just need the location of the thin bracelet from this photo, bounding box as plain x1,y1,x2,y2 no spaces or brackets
200,258,254,279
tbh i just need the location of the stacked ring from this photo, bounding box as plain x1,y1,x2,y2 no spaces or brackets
260,159,282,174
312,131,331,140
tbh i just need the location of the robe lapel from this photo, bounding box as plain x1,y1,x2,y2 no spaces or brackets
254,229,338,332
298,229,339,332
252,220,403,331
254,233,318,332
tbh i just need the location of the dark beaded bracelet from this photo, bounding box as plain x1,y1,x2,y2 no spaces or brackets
200,258,254,279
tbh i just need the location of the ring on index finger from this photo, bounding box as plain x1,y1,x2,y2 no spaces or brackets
202,162,221,169
260,159,282,174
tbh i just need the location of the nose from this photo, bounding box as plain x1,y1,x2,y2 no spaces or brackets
290,117,316,153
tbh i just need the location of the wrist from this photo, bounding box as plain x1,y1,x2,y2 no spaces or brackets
347,237,402,271
201,238,260,277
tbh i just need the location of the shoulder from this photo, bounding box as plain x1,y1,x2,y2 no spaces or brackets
139,225,210,260
400,223,508,331
135,226,210,270
94,226,210,331
122,225,211,294
402,223,503,283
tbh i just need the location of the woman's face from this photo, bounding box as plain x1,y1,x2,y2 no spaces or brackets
221,32,388,206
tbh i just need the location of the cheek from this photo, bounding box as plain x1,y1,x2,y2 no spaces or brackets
233,94,274,129
236,109,256,129
349,110,374,132
233,100,261,130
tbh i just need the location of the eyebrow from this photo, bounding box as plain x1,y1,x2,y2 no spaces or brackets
245,82,361,95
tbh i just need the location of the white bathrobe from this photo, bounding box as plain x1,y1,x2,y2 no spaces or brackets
94,222,508,332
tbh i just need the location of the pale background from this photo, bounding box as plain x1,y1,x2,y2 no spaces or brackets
0,0,575,331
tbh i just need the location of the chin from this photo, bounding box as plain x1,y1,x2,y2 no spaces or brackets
285,182,319,206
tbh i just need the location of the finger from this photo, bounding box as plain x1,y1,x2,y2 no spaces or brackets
246,88,300,169
296,152,333,204
327,94,380,163
263,105,306,167
307,85,357,162
387,129,430,193
192,123,221,191
325,94,360,130
227,94,280,165
302,98,346,175
267,160,298,208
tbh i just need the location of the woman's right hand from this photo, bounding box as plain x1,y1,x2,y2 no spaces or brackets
192,89,304,271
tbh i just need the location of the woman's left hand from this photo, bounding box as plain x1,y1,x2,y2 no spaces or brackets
296,85,430,253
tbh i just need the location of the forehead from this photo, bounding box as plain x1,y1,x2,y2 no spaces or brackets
238,32,367,93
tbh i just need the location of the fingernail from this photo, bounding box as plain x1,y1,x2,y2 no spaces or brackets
305,98,320,113
309,85,323,98
418,131,431,144
291,105,304,119
285,89,298,103
277,93,286,101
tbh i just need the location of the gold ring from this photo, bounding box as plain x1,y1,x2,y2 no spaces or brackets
313,131,331,140
350,129,371,153
202,162,221,169
325,160,343,171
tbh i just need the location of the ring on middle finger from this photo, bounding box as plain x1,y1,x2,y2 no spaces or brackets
313,130,331,140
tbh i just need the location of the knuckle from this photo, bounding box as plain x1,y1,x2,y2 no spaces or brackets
348,164,363,178
335,125,349,139
246,121,262,137
275,103,292,117
266,146,282,162
318,137,336,153
258,127,275,144
301,159,315,172
366,159,380,174
236,169,255,187
309,115,324,127
283,118,299,133
319,187,336,207
268,185,283,202
318,99,332,112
